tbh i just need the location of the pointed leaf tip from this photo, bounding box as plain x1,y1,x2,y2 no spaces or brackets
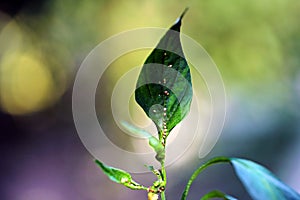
180,7,189,20
172,8,189,31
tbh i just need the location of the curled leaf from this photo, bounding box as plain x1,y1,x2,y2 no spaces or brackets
95,160,147,190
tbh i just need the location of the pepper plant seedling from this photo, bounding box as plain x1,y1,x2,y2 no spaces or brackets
95,8,300,200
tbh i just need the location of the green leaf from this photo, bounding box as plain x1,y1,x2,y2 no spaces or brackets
95,160,147,190
200,190,237,200
181,157,300,200
135,8,192,142
230,158,300,200
120,121,165,163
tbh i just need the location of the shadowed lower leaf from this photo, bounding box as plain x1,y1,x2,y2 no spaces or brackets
231,158,300,200
181,157,300,200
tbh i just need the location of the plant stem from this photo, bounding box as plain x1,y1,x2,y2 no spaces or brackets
161,162,167,185
160,161,167,200
161,191,166,200
181,157,231,200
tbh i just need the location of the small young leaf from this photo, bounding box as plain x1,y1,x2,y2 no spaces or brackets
145,165,162,180
120,121,165,163
200,190,237,200
120,121,152,138
230,158,300,200
135,8,192,142
95,160,147,190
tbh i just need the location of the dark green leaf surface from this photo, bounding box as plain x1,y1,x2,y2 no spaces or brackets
135,9,192,141
200,190,237,200
231,158,300,200
95,160,147,190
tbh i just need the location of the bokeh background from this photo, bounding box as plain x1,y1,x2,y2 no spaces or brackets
1,0,300,199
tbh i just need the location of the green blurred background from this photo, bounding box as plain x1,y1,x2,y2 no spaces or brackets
1,0,300,199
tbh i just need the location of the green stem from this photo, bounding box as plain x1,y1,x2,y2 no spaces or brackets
161,163,167,185
161,191,166,200
181,157,231,200
160,161,167,200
